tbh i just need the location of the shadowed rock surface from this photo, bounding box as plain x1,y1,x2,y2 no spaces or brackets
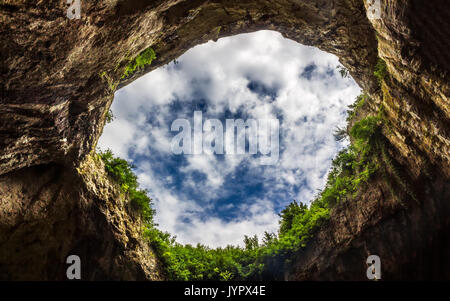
0,155,163,280
0,0,448,280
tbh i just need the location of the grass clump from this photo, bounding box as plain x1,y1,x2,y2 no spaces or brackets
122,47,156,79
99,47,156,92
374,58,388,86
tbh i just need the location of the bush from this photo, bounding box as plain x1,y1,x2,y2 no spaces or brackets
105,109,114,124
122,47,156,79
337,65,349,78
346,93,367,122
144,227,260,281
373,58,387,86
350,115,382,158
278,201,307,236
98,149,155,223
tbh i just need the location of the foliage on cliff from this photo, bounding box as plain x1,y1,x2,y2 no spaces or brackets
99,47,156,92
374,58,387,86
98,149,155,224
346,93,367,122
122,48,156,79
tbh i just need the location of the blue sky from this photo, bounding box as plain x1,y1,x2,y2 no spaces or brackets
98,30,361,247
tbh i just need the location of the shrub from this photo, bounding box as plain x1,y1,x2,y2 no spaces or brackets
278,201,307,236
122,47,156,79
144,227,259,281
350,115,382,158
347,93,367,122
333,126,348,141
373,58,387,86
98,149,155,223
337,65,350,78
105,109,114,124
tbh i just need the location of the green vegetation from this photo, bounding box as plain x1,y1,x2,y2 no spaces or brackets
143,195,330,281
99,47,156,92
350,115,382,156
337,65,350,78
97,92,392,280
374,58,387,86
333,126,347,141
98,149,155,224
122,47,156,79
99,71,119,91
143,228,264,280
105,109,114,124
335,92,372,141
346,93,368,122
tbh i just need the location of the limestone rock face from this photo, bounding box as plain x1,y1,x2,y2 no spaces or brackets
0,155,163,280
0,0,379,174
0,0,448,280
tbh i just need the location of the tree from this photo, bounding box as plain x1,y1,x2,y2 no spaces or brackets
262,231,277,245
278,201,307,235
243,235,259,250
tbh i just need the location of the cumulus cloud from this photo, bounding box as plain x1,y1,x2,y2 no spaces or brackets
98,30,361,247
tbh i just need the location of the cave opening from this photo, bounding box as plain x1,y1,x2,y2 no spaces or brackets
98,30,362,248
2,0,449,282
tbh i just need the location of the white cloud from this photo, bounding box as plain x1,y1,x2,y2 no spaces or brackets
181,200,280,248
99,118,137,160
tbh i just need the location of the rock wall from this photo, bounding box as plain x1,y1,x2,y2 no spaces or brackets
286,0,450,280
0,0,379,175
0,0,448,280
0,155,163,280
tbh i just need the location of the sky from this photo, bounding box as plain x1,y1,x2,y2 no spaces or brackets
98,30,361,248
